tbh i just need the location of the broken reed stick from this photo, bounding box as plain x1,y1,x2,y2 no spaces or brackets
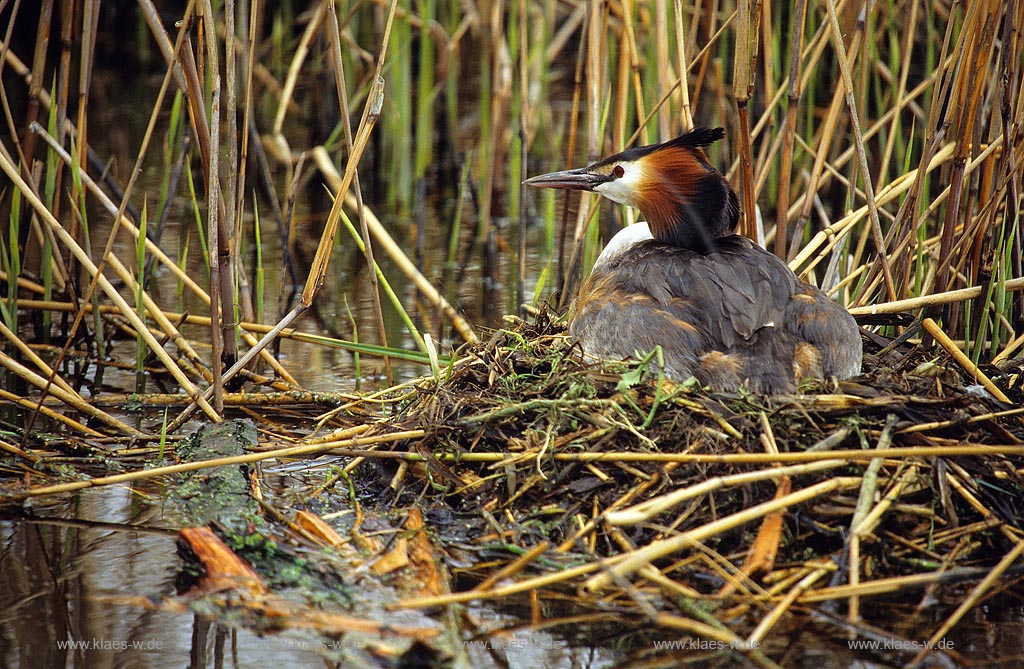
798,565,1004,603
82,390,363,407
848,277,1024,315
604,459,847,526
847,414,898,622
583,477,864,592
7,425,432,500
253,444,1024,465
922,318,1012,403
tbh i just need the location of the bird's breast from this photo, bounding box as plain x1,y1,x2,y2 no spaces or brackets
591,222,655,271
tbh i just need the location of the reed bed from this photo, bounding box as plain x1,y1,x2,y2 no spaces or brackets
13,315,1024,665
1,0,1023,664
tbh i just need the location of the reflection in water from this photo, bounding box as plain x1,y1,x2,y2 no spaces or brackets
0,486,623,669
0,489,328,669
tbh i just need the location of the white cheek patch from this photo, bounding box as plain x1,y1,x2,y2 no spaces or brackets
594,164,646,208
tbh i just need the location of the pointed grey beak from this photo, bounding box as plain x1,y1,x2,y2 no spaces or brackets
523,167,611,192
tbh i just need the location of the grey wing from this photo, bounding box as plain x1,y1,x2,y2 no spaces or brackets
783,283,863,379
570,239,796,390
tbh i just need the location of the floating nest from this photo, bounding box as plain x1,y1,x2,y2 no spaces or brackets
8,314,1024,667
331,312,1024,666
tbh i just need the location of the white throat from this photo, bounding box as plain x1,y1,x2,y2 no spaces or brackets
592,222,653,271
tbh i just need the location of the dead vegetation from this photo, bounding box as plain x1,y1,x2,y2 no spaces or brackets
15,315,1024,667
358,317,1024,665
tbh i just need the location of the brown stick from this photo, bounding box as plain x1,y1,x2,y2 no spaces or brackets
922,318,1012,403
732,0,761,242
8,426,428,501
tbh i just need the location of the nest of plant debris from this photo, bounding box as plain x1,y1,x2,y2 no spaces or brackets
347,312,1024,659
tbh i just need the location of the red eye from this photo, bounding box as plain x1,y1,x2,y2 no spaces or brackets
612,165,625,178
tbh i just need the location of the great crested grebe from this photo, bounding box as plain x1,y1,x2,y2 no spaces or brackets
524,127,862,393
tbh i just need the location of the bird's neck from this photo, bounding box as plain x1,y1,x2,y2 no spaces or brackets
642,171,741,253
645,206,733,253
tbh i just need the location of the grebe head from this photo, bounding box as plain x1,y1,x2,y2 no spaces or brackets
524,127,740,252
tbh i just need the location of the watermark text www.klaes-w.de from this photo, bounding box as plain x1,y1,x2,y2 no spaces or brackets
56,639,165,651
461,637,565,652
652,638,761,651
846,638,955,652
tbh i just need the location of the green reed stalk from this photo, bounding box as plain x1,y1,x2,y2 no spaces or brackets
154,91,186,285
1,191,20,333
338,209,428,355
529,183,556,309
177,244,189,313
344,295,361,390
254,203,265,325
270,8,287,79
414,0,436,182
446,150,471,269
444,0,460,158
158,407,169,460
185,160,210,272
389,7,413,213
68,138,106,387
41,90,60,339
510,0,525,313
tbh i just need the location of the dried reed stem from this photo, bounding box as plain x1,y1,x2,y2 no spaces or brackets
0,149,221,422
9,426,436,501
922,318,1012,403
584,477,863,592
605,459,847,526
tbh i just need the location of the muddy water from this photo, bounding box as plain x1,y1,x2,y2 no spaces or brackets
1,490,326,668
0,484,623,669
